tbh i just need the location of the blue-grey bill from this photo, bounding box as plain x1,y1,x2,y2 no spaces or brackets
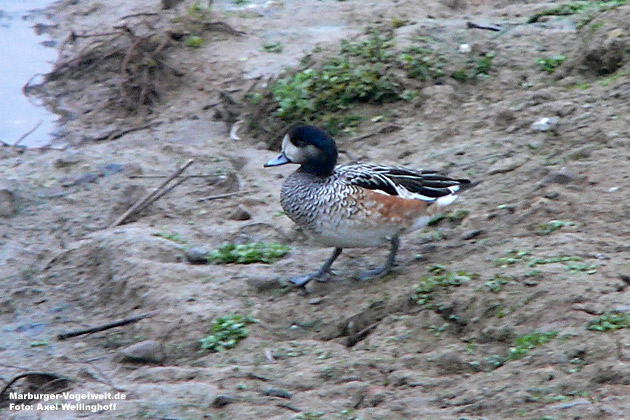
264,153,291,167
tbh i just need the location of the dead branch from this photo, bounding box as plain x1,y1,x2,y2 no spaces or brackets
120,12,160,20
129,174,218,179
108,159,194,228
197,190,254,202
346,322,379,347
466,21,502,32
57,311,158,341
14,120,43,146
0,372,71,404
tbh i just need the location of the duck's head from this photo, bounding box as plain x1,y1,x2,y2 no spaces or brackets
264,125,338,177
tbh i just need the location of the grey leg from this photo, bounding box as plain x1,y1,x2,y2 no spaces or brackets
358,235,399,281
290,247,343,287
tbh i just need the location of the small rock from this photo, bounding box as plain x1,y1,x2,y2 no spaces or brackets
487,156,527,175
531,116,559,132
0,189,17,217
123,163,143,176
230,205,251,221
185,247,210,264
100,163,125,176
211,394,236,408
523,278,539,287
461,229,484,240
458,43,471,53
60,173,99,187
544,190,560,199
120,340,165,363
53,152,83,168
246,277,284,292
0,298,16,314
544,169,576,185
308,298,323,305
434,350,476,374
549,398,592,410
264,387,291,399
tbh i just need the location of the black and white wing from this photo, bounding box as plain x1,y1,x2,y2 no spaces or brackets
338,163,471,205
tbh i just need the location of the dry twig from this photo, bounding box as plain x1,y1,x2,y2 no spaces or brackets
57,311,158,340
109,159,194,228
197,189,254,202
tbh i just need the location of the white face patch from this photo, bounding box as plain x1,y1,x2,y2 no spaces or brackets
282,134,319,164
282,134,303,163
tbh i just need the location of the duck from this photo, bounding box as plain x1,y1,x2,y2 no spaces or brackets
264,124,472,287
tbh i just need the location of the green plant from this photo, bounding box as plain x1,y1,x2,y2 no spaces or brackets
200,313,258,351
398,45,445,80
184,35,203,48
261,41,283,53
537,219,574,235
528,255,583,267
587,312,630,331
413,265,478,306
529,0,630,23
428,209,469,226
508,331,558,360
207,242,290,264
485,275,510,293
566,262,597,274
186,1,212,19
536,55,567,73
451,52,495,81
153,231,187,244
475,52,495,75
493,249,530,267
429,322,450,336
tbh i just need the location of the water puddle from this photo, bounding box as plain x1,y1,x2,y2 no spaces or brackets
0,0,59,148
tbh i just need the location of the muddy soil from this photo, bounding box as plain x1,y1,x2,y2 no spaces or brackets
2,0,630,419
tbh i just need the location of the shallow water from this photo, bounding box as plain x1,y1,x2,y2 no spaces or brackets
0,0,59,148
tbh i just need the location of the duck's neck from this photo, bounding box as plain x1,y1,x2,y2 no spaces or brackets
299,155,336,178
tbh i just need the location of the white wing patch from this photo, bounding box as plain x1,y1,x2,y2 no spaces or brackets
393,183,442,202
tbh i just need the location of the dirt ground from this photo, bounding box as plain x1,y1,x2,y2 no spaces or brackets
2,0,630,419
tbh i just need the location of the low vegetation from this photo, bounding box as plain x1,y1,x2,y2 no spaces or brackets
537,219,574,235
413,265,479,306
528,0,630,24
536,55,567,73
486,331,559,369
249,29,494,137
586,312,630,332
200,313,258,352
208,242,290,264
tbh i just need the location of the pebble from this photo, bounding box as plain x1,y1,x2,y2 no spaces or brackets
120,340,165,363
229,205,251,221
211,395,236,408
60,173,99,187
543,169,576,185
434,350,476,374
264,387,292,399
487,156,527,175
308,298,323,305
53,151,84,168
246,276,284,292
185,247,210,264
461,229,484,240
523,278,539,287
531,117,559,132
0,189,17,217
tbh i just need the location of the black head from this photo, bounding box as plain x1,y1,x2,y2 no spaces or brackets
264,125,338,177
